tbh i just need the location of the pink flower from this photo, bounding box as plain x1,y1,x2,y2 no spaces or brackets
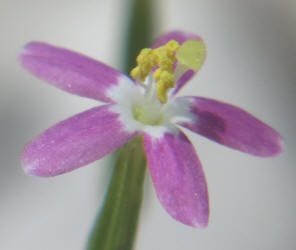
20,31,282,228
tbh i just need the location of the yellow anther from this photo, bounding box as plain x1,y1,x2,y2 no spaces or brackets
153,68,162,82
166,40,180,56
156,84,168,103
130,66,140,80
152,40,179,72
156,70,175,103
137,48,152,65
130,40,184,103
134,48,154,81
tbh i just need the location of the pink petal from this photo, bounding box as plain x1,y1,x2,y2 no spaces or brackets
22,105,138,177
143,130,209,228
152,30,205,95
152,30,202,49
20,42,134,103
178,97,283,157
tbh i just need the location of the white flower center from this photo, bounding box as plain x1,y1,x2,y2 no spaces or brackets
132,74,167,126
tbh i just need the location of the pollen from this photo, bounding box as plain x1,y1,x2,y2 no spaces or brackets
130,40,180,103
156,71,174,103
130,39,205,104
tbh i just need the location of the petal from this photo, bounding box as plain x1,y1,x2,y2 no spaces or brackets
20,42,134,103
178,97,283,157
22,105,138,177
173,69,196,95
152,30,205,95
152,30,202,49
143,130,209,228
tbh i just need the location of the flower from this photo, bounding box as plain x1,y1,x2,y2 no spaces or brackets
20,31,282,228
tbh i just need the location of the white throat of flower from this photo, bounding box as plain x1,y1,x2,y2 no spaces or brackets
108,39,206,133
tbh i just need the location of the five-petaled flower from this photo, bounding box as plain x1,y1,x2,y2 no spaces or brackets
20,31,282,228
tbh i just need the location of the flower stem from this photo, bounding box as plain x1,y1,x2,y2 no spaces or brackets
87,136,146,250
87,0,154,248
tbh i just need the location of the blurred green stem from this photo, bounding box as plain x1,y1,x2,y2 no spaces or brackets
87,0,154,249
87,136,146,250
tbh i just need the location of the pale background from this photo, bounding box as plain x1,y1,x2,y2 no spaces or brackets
1,0,295,249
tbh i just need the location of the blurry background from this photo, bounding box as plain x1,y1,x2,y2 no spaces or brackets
1,0,295,249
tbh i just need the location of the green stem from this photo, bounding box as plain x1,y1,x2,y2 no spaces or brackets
87,136,146,250
87,0,154,248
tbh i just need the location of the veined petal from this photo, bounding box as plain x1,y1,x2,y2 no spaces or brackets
152,31,205,95
143,130,209,228
22,105,138,177
20,42,134,103
178,97,283,157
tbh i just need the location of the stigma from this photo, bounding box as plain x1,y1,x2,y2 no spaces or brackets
130,39,206,104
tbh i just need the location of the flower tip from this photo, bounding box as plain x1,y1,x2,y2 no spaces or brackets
172,209,209,228
19,41,47,59
19,42,34,55
18,46,28,64
21,159,37,177
22,166,36,177
189,217,209,229
21,159,55,178
271,134,284,157
21,153,41,177
21,149,53,178
261,132,284,158
18,42,36,66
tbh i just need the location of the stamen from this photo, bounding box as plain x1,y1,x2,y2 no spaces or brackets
130,40,180,103
130,66,140,80
130,39,205,104
156,71,174,103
